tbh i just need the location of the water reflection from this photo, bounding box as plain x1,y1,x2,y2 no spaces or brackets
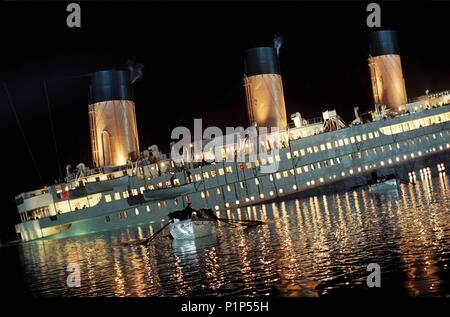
14,174,450,297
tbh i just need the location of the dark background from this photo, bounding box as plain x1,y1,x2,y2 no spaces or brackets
1,1,450,242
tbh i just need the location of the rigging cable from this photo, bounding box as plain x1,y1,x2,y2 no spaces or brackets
2,82,44,186
43,80,63,180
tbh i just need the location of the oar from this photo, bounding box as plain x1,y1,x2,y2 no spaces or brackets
216,217,266,227
120,222,171,246
399,178,416,185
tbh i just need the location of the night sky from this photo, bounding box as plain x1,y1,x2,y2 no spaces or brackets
1,2,450,241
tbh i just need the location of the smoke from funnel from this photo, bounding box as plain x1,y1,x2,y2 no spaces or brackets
273,34,282,56
126,60,144,84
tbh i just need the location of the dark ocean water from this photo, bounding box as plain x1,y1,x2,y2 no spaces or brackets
2,174,450,297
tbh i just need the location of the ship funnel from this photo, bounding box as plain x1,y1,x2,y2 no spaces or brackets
88,69,140,167
243,47,288,131
368,30,408,113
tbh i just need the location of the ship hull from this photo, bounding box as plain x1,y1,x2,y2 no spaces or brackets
14,105,450,242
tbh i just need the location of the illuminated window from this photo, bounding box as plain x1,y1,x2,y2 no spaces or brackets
300,149,306,156
246,162,252,169
227,185,231,192
350,136,355,143
105,194,112,203
135,208,139,216
255,178,259,185
296,167,302,174
326,142,332,149
276,172,282,180
201,192,205,199
307,147,313,154
320,144,326,151
293,150,299,157
368,132,373,139
344,138,349,145
356,135,361,142
283,171,288,178
146,205,150,212
267,157,274,164
218,168,224,175
313,146,319,152
269,174,274,181
226,166,233,173
261,158,267,165
216,187,221,195
275,155,281,162
240,182,245,189
362,134,367,141
114,192,121,200
304,166,309,172
338,139,344,147
286,152,292,159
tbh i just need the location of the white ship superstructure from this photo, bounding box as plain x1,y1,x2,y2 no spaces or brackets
13,30,450,241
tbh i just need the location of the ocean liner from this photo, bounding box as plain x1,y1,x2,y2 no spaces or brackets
14,30,450,241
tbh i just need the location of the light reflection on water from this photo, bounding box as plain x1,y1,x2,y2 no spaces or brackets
15,174,450,297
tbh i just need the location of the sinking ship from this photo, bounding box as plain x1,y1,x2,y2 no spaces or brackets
14,30,450,241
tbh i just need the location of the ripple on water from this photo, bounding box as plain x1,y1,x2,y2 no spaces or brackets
11,174,450,297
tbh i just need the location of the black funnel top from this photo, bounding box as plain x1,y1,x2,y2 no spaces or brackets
244,47,281,77
369,30,400,57
89,69,133,103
